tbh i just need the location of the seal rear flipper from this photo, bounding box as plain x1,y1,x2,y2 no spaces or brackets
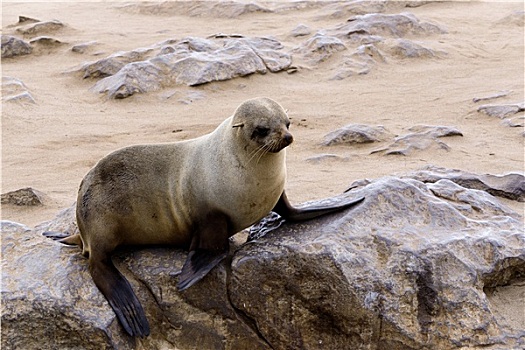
177,249,228,291
43,232,83,246
273,191,365,222
90,258,150,338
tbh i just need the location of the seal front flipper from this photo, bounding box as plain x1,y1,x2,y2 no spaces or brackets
89,256,150,337
177,249,228,291
273,191,365,222
177,211,231,291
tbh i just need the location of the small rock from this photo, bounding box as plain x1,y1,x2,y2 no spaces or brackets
323,124,390,146
290,24,312,37
2,91,36,104
29,36,63,47
1,35,32,58
16,19,64,36
1,188,45,206
477,102,525,118
305,154,350,163
71,41,99,54
473,90,512,103
382,38,444,58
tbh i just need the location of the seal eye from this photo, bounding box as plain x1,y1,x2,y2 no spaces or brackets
253,126,270,138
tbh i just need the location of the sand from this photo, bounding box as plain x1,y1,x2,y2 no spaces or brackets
1,0,524,343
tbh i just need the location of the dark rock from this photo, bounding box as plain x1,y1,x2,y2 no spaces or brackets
405,165,525,202
1,188,45,206
2,172,524,349
372,125,463,156
477,102,525,119
1,35,32,58
323,124,390,146
16,20,64,36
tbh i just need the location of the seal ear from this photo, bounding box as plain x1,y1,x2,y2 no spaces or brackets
232,123,244,128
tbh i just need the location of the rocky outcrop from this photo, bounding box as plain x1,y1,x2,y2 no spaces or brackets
2,168,524,349
72,35,291,99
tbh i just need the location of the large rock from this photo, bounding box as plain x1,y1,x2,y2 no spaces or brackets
73,35,291,99
2,170,524,349
1,35,32,58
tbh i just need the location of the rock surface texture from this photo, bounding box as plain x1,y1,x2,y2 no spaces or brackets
2,168,524,350
74,35,292,99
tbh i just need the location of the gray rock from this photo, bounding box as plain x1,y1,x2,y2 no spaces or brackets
1,35,32,58
290,24,312,37
2,77,35,104
1,188,45,206
71,41,99,54
330,12,447,40
477,102,525,119
372,125,463,156
29,36,64,47
294,33,347,64
382,38,444,58
323,124,390,146
331,44,386,79
85,36,291,98
75,48,154,79
16,19,64,36
119,1,272,19
473,90,512,103
236,176,524,350
2,172,524,349
405,165,525,202
305,154,350,163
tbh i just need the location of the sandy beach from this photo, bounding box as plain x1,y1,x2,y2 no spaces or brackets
2,1,523,225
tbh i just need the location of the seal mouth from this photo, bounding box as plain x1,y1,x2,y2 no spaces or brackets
267,133,294,153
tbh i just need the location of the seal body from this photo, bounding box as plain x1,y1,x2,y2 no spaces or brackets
48,97,364,338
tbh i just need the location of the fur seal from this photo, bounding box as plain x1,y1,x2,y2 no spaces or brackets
45,97,364,337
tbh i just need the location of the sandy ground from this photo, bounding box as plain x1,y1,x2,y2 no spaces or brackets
1,0,524,340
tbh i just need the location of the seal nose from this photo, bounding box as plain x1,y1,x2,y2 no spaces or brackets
283,132,294,146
